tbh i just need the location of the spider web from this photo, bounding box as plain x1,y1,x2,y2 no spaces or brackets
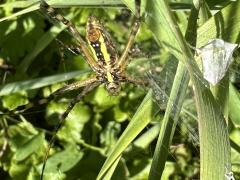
147,56,200,150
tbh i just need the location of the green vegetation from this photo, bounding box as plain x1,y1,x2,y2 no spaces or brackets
0,0,240,180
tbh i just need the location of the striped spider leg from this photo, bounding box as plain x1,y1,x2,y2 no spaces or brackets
39,0,144,179
0,58,14,84
55,38,81,56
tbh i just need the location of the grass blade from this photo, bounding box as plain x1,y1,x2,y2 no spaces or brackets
97,90,153,179
149,62,190,179
0,0,124,22
18,24,66,73
0,70,89,96
147,1,200,178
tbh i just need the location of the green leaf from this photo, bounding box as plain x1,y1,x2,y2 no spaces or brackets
229,83,240,127
2,92,28,110
113,106,128,122
46,101,91,143
88,86,120,109
197,1,240,46
9,161,30,180
15,133,45,161
133,123,161,149
100,121,121,150
37,145,83,174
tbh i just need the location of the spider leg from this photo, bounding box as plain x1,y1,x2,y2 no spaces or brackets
40,80,101,180
50,76,98,97
123,76,148,87
56,38,81,72
40,1,100,72
13,77,98,114
56,38,81,56
117,0,141,71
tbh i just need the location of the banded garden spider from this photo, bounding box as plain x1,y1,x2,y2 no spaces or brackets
39,0,146,179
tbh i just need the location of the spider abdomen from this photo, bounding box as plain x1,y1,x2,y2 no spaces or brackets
87,17,118,62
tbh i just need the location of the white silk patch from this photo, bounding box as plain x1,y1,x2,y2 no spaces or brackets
197,39,237,85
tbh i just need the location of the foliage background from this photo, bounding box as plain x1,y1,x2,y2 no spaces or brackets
0,0,240,180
